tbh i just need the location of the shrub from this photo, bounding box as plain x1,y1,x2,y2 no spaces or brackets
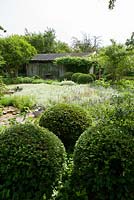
77,74,93,84
39,103,90,152
94,78,111,88
71,72,82,82
89,73,96,81
109,93,134,135
72,125,134,199
60,72,74,81
0,123,66,200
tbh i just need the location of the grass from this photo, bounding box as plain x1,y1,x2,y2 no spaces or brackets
0,95,35,111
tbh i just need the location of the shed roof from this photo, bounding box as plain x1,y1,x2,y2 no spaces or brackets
31,53,90,61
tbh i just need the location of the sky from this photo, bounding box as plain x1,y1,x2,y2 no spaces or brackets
0,0,134,46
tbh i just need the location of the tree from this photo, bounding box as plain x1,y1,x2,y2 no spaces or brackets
0,35,37,77
0,53,5,74
72,33,101,53
24,28,72,53
92,40,134,80
54,40,72,53
108,0,116,9
24,28,56,53
0,25,6,33
126,32,134,50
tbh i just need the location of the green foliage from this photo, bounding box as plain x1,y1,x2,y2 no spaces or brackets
113,79,134,91
54,41,72,53
0,95,35,111
0,77,8,98
0,123,66,200
24,28,72,53
109,93,134,135
32,79,45,84
2,76,34,84
77,74,93,84
39,103,90,152
55,57,93,73
71,72,83,82
0,35,37,77
95,40,134,81
125,32,134,50
89,73,96,81
94,78,111,88
60,72,74,81
0,53,5,69
72,125,134,199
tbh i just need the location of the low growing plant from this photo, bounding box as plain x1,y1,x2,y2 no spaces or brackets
0,95,35,111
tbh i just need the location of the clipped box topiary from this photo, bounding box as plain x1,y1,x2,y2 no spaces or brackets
72,125,134,199
0,123,66,200
71,72,83,83
39,103,90,152
77,74,93,84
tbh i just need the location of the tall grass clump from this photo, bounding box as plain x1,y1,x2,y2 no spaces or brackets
0,95,35,111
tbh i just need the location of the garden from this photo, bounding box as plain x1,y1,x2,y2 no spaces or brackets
0,32,134,200
0,75,134,199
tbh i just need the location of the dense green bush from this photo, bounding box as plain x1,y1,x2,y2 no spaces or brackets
89,73,96,81
39,103,90,152
55,57,94,73
71,72,82,82
59,72,74,81
72,125,134,200
77,74,93,84
0,123,66,200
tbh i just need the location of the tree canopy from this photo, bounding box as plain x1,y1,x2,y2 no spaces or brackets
24,28,72,53
0,35,37,77
72,33,101,53
108,0,116,9
93,40,134,80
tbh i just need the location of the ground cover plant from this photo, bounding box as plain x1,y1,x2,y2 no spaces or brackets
7,83,118,107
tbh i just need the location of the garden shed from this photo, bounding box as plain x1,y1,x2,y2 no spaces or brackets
27,53,92,79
